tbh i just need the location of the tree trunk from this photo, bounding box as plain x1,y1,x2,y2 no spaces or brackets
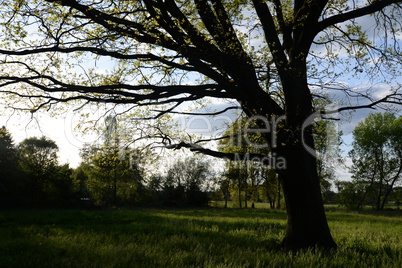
239,60,336,249
380,162,402,210
276,176,282,209
277,119,337,249
224,188,228,208
377,179,383,210
266,189,274,209
277,70,337,250
113,168,117,206
244,197,247,208
280,139,337,250
237,179,242,208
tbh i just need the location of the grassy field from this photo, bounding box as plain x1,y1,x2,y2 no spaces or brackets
0,207,401,267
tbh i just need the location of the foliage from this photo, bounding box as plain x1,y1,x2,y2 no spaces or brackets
345,112,402,210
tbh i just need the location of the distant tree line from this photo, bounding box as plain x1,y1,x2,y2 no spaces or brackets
0,125,213,208
1,112,400,210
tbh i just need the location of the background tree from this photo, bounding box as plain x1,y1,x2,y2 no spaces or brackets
71,163,91,202
79,144,145,207
211,175,231,208
314,120,343,203
77,113,147,206
260,168,282,209
218,116,280,208
335,180,366,210
2,0,402,249
348,112,402,210
389,186,402,209
17,136,63,206
0,126,21,207
159,157,212,207
47,163,77,207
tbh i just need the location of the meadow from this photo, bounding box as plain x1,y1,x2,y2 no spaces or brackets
0,207,401,268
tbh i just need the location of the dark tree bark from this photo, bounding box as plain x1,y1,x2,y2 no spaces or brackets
280,141,336,250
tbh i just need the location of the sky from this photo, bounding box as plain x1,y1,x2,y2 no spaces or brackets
1,110,84,168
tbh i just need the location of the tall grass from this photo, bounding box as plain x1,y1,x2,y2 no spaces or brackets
0,208,401,267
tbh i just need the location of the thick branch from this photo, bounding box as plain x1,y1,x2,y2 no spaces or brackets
272,0,292,53
252,0,288,75
0,47,197,72
316,0,402,34
165,141,268,162
152,106,241,116
0,69,235,113
46,0,178,50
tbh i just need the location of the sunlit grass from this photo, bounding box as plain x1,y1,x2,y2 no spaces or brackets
0,208,401,267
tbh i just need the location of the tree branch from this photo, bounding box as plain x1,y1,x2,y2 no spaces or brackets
152,106,241,116
252,0,288,75
323,92,402,115
46,0,178,50
316,0,402,34
165,141,268,162
0,46,197,72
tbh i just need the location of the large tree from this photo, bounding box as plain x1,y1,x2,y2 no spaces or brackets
1,0,402,249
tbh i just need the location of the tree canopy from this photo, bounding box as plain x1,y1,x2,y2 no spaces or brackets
0,0,400,118
1,0,402,250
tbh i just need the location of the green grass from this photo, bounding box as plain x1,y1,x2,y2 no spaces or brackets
0,207,401,267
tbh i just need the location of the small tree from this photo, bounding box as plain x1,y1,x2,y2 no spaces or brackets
335,180,366,210
46,164,76,207
389,187,402,209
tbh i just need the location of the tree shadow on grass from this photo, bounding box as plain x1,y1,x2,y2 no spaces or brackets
0,208,287,267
